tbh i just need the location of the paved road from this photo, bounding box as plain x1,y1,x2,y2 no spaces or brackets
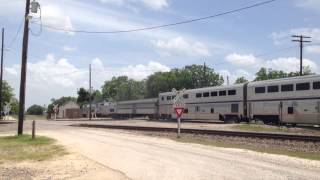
2,120,320,180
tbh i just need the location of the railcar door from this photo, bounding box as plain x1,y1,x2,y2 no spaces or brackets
281,101,295,124
317,101,320,124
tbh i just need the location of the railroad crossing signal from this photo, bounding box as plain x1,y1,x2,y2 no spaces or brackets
172,88,186,138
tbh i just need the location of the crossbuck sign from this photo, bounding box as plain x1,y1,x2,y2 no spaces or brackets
172,88,186,138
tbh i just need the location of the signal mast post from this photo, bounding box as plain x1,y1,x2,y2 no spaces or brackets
172,88,186,138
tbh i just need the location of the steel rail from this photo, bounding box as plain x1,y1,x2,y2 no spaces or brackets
72,124,320,142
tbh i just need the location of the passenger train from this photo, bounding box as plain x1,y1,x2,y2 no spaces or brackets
82,75,320,125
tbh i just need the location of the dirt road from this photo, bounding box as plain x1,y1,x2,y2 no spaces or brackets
39,127,320,180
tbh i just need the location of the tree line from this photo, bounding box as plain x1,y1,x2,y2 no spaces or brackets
1,64,312,116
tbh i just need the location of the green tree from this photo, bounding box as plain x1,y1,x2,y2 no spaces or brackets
254,66,315,81
1,81,14,111
235,76,249,84
10,98,19,115
146,64,223,98
47,96,76,116
77,88,90,107
27,104,45,115
101,76,145,101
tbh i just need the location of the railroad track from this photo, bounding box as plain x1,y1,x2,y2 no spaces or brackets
72,124,320,142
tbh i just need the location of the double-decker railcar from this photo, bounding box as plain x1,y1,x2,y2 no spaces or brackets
115,98,158,119
247,75,320,125
159,84,245,122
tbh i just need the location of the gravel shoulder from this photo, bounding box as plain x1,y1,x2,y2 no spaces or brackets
40,128,320,180
0,153,128,180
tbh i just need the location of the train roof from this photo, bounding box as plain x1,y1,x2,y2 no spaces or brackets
159,74,320,95
248,74,320,86
159,83,244,95
116,98,158,105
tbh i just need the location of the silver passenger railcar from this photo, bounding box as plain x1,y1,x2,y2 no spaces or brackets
159,84,245,122
247,75,320,125
115,98,158,118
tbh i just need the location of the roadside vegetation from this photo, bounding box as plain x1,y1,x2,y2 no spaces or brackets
0,135,67,163
232,123,320,136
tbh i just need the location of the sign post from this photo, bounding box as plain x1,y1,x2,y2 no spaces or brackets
172,88,186,138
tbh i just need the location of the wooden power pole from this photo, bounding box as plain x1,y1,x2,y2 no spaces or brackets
89,64,92,120
0,28,4,120
18,0,31,135
292,35,311,76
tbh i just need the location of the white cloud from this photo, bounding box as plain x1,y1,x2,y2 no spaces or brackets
271,28,320,45
225,53,319,73
225,53,262,68
306,45,320,54
265,57,318,72
139,0,169,10
41,5,75,35
62,46,77,52
295,0,320,12
219,69,252,85
4,54,170,107
98,0,169,10
153,37,211,57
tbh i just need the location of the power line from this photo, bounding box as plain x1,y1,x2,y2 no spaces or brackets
7,18,24,49
33,0,277,34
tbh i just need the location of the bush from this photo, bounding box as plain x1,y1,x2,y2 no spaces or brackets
27,104,45,115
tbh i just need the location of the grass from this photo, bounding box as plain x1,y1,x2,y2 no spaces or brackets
232,124,294,133
232,124,320,136
0,135,67,163
170,134,320,161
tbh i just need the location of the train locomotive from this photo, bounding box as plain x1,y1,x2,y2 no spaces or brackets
86,75,320,125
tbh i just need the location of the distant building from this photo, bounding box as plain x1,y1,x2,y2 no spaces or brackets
57,101,81,119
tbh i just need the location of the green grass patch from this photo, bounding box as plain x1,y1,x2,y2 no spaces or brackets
232,124,320,137
0,135,67,163
232,124,293,133
171,135,320,161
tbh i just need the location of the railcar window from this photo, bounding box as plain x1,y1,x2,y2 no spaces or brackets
110,109,115,113
228,90,236,95
211,91,217,96
172,95,176,99
296,82,310,91
219,90,226,96
184,108,189,113
313,82,320,89
211,108,214,113
203,92,210,97
281,84,293,92
183,94,189,99
167,96,172,100
288,107,293,114
161,96,164,101
255,87,265,93
267,85,279,93
196,93,202,98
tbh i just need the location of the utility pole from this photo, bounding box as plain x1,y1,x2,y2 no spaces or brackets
292,35,311,76
203,62,206,87
18,0,31,135
89,64,92,120
0,28,4,120
227,76,230,86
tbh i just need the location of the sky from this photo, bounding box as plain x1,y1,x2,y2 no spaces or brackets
0,0,320,107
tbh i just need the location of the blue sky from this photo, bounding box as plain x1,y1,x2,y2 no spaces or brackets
0,0,320,107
